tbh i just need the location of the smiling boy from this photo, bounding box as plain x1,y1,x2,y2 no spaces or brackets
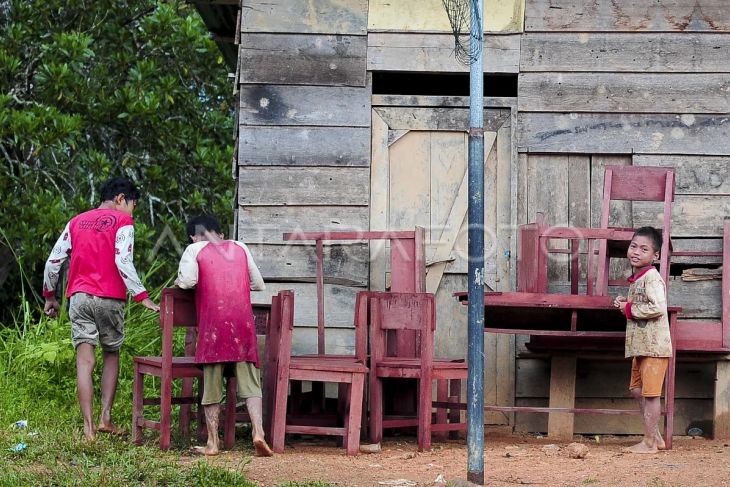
613,226,672,454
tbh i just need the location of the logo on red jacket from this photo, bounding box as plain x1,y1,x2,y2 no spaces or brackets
93,215,117,232
78,215,118,232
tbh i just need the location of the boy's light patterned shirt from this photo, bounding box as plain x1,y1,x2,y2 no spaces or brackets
625,267,672,358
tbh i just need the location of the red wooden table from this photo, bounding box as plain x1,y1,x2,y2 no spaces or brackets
454,291,681,448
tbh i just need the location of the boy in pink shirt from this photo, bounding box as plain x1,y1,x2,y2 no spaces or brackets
43,177,159,440
176,215,272,457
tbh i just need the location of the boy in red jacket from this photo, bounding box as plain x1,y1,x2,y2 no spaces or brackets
43,177,159,440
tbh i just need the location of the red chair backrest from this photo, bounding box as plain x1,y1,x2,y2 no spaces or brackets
158,288,198,362
517,222,541,293
159,288,274,360
604,165,675,203
599,166,675,294
160,288,197,328
368,292,435,360
274,289,367,362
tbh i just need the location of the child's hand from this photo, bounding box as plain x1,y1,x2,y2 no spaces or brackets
613,295,627,315
141,298,160,313
44,297,60,318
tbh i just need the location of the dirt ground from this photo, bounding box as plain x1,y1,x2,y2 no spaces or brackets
205,428,730,487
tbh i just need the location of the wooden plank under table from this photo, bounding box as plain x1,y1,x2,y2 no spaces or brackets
454,291,681,448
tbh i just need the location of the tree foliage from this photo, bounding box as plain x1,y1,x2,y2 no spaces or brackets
0,0,234,318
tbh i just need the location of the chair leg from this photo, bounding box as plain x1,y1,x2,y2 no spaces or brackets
418,378,433,452
132,365,143,445
338,382,351,448
196,377,206,442
262,365,275,442
223,376,237,449
272,376,290,453
665,353,676,449
290,381,303,415
369,377,384,445
360,379,369,440
160,373,173,450
338,382,348,419
180,377,193,440
345,374,365,456
449,379,462,440
312,382,325,413
434,380,448,441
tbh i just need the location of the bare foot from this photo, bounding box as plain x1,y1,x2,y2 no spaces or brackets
84,421,96,442
655,432,666,450
253,438,274,457
192,445,220,456
97,423,126,436
83,424,97,442
623,440,658,454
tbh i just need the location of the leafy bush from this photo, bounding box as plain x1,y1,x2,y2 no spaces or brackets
0,0,234,321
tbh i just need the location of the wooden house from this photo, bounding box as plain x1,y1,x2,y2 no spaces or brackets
195,0,730,438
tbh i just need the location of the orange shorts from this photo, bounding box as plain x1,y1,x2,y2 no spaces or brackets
629,357,669,397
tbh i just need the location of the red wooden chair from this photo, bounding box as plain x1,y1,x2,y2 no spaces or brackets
593,165,675,295
132,288,263,450
367,291,467,451
519,166,675,297
271,290,368,455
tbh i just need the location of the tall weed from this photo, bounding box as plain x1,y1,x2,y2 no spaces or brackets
0,258,182,432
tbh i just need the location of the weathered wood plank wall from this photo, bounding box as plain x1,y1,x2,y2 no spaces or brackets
237,1,370,340
524,0,730,32
367,33,520,74
241,0,368,35
237,1,524,378
515,0,730,435
365,0,523,74
368,0,524,33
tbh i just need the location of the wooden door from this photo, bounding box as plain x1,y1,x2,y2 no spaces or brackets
370,98,515,424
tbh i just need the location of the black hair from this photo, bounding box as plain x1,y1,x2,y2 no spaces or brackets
99,177,140,203
186,215,221,241
632,226,662,253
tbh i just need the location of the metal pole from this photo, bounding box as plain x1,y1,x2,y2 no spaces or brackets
466,0,485,484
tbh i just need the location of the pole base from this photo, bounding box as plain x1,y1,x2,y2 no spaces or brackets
467,471,484,485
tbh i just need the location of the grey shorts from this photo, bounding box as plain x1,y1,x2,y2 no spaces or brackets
68,293,125,351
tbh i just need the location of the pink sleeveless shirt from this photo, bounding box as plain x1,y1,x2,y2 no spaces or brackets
192,241,259,366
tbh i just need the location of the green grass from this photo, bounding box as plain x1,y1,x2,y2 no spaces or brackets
0,279,261,485
0,266,338,486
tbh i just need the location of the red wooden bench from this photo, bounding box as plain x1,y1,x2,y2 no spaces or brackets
456,165,682,447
